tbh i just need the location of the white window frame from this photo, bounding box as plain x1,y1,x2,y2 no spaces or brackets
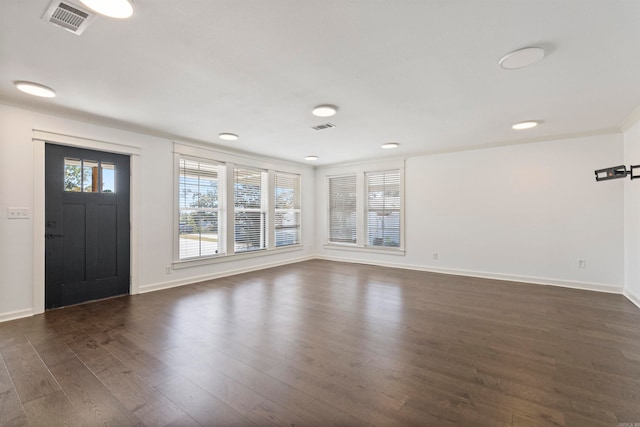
274,171,302,248
324,161,404,254
233,166,268,254
327,173,359,246
365,170,401,248
176,156,225,261
173,142,304,268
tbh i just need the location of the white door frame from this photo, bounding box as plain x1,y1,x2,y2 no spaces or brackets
32,130,141,314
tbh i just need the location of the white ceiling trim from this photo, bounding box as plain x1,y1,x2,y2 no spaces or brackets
32,129,142,156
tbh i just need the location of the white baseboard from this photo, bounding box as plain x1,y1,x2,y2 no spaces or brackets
0,308,34,324
139,255,314,294
624,287,640,309
314,255,623,294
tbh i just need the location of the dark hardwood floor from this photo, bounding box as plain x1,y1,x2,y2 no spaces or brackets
1,259,640,426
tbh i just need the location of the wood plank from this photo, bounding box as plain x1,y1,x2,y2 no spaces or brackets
0,388,27,426
156,374,257,426
0,356,28,427
158,347,266,417
0,342,60,404
265,362,409,425
87,329,181,387
163,413,201,427
157,340,317,413
64,332,187,426
30,338,140,426
246,399,313,427
22,390,86,427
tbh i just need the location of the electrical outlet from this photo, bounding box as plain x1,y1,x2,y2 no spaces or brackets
7,207,29,219
433,252,438,260
577,259,586,268
165,266,172,274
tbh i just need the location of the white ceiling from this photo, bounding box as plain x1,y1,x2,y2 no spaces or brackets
1,1,640,165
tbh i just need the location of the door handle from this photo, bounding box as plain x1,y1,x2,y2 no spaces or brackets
45,233,64,239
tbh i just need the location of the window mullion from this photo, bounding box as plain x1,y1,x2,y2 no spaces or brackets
224,162,236,256
267,170,275,249
356,172,366,246
274,172,301,247
173,153,181,261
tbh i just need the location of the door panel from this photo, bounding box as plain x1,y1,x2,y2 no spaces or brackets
45,144,130,309
62,203,86,283
97,204,117,278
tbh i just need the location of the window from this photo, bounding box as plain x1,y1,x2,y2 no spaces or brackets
366,170,401,247
64,158,82,192
101,163,115,193
328,174,357,244
64,157,116,193
275,172,301,247
234,167,267,253
178,159,222,259
326,166,403,250
174,145,304,264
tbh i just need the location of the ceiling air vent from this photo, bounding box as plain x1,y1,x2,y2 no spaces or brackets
42,0,95,35
311,123,336,131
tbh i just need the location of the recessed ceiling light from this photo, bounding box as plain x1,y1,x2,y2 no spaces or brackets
79,0,134,18
512,121,540,130
14,81,56,98
381,142,399,149
304,155,319,161
219,133,239,141
312,105,338,117
499,47,545,70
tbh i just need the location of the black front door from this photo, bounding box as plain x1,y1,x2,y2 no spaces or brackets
45,144,130,309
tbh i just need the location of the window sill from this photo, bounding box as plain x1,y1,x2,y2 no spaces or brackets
323,243,405,256
173,244,304,270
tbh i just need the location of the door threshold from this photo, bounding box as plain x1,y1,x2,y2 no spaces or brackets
45,293,129,311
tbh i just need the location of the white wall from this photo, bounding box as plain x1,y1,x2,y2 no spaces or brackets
0,101,633,322
624,120,640,307
316,133,625,292
0,104,315,321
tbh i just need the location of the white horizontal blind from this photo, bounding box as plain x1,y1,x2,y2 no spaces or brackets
366,170,401,247
179,158,222,259
234,167,267,253
274,172,301,247
328,174,357,244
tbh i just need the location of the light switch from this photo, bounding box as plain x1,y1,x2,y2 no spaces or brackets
7,208,29,219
